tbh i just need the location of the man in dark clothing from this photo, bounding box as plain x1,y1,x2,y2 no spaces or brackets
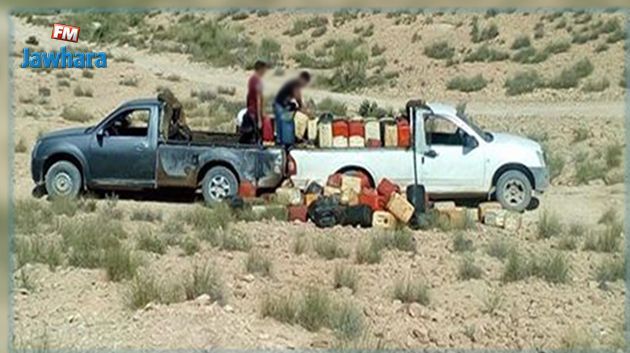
274,71,311,146
240,60,268,144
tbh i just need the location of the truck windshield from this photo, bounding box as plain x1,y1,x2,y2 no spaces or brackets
457,112,493,142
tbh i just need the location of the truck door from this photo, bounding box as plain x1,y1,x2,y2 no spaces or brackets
88,105,158,188
419,114,486,193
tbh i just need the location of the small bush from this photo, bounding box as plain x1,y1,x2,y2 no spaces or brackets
61,105,93,123
572,126,589,142
316,97,348,116
284,16,328,37
246,250,273,277
373,229,416,252
298,288,333,331
604,143,622,169
511,36,531,50
261,292,298,324
481,289,504,315
311,26,327,38
582,78,610,92
595,257,625,283
537,210,563,239
59,216,126,269
314,236,348,260
471,21,499,43
463,45,509,62
114,54,134,63
501,250,530,282
181,236,200,256
531,251,570,284
136,230,166,255
453,232,474,252
458,255,483,280
131,208,163,222
547,151,565,181
220,229,252,251
505,70,543,95
73,85,93,97
446,74,488,92
583,222,622,253
119,77,139,87
15,235,63,270
104,245,140,282
543,40,571,55
486,237,512,260
557,235,578,251
547,58,594,89
511,47,549,64
333,265,359,293
82,70,94,79
330,300,364,340
183,262,225,304
14,138,27,153
574,154,606,184
393,277,430,305
292,234,309,255
355,239,382,264
424,41,455,60
126,271,161,309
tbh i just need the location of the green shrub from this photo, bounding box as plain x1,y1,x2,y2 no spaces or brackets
316,97,348,116
371,44,386,56
511,47,549,64
581,78,610,92
126,271,161,309
373,229,416,252
595,257,625,283
181,236,200,256
583,222,622,253
261,292,298,324
531,251,570,284
557,235,578,251
59,216,126,269
61,105,93,123
73,85,93,97
547,58,594,89
604,143,623,169
463,45,509,62
245,250,273,277
574,153,606,184
458,255,483,280
311,26,327,38
292,233,309,255
14,138,27,153
598,207,618,225
131,208,163,222
393,277,430,305
546,151,565,181
15,199,53,235
446,74,488,92
298,288,332,331
314,236,348,260
15,235,63,270
103,245,140,282
501,250,530,282
333,265,359,293
511,36,531,50
485,237,512,260
284,16,328,36
537,210,563,239
136,230,166,255
572,126,589,142
355,240,382,264
471,20,499,43
423,41,455,60
505,70,543,95
543,40,571,55
330,301,364,340
183,262,225,304
220,229,252,251
453,232,474,252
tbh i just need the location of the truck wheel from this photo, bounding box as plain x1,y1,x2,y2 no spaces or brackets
45,161,82,199
201,166,238,204
496,170,532,212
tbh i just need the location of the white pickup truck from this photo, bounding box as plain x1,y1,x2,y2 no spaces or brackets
290,101,549,211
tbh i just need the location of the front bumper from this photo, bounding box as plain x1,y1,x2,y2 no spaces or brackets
530,167,549,191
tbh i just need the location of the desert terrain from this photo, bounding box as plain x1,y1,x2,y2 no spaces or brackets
9,10,626,351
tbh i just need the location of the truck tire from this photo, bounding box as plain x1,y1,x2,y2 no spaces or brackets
201,166,238,204
45,161,82,199
495,170,532,212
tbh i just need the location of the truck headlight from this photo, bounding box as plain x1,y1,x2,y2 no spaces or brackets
536,150,546,166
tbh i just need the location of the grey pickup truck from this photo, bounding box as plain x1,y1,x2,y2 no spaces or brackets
31,98,287,203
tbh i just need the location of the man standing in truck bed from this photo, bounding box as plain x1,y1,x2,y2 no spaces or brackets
240,60,269,144
273,71,311,147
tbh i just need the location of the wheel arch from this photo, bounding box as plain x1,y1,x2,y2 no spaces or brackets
335,165,376,188
491,163,535,189
43,152,86,188
197,160,241,186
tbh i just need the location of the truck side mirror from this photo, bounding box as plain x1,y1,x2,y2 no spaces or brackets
464,134,478,149
424,149,438,158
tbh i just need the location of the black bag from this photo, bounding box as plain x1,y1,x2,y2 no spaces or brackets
305,181,324,195
406,184,427,230
308,196,344,228
341,205,373,228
